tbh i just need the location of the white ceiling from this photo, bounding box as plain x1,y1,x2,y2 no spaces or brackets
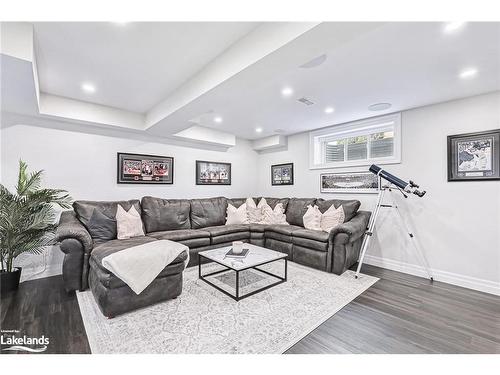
33,22,260,113
3,21,500,145
148,22,500,139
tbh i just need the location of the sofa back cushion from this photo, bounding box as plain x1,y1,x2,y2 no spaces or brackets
190,197,228,229
262,197,290,211
73,200,142,243
316,198,361,222
285,198,317,226
141,196,191,233
227,198,247,208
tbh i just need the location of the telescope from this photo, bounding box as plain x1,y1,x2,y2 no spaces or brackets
355,164,433,281
369,164,426,197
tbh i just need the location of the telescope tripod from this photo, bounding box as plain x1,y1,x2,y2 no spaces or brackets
354,183,434,281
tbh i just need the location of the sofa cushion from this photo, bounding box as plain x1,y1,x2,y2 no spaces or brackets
249,223,267,233
265,231,292,243
227,198,247,208
316,198,361,222
293,228,330,242
211,232,250,245
73,200,142,242
203,224,250,237
91,236,158,264
265,224,303,236
292,229,330,252
262,197,290,211
190,197,227,229
147,229,210,242
285,198,317,226
89,256,186,289
141,197,191,233
85,208,117,243
292,237,329,252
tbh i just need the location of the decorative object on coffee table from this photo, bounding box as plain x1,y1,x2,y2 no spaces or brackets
447,129,500,181
271,163,294,185
231,240,244,254
195,160,231,185
0,160,72,293
198,244,287,301
117,152,174,184
320,171,379,194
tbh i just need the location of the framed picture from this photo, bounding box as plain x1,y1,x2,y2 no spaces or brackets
271,163,294,186
447,129,500,181
320,171,379,194
117,152,173,184
196,160,231,185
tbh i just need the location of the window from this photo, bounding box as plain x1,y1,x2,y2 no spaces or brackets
310,113,401,169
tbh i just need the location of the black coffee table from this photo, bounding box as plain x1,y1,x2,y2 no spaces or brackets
198,244,288,301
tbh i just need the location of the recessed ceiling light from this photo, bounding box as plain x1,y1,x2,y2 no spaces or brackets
324,106,335,114
281,87,293,97
81,83,96,94
368,103,392,111
213,116,223,123
113,22,129,26
459,68,478,79
255,127,263,133
443,22,466,33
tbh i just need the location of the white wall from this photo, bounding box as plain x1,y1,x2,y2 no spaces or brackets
1,125,258,200
1,124,259,280
2,93,499,294
257,92,500,295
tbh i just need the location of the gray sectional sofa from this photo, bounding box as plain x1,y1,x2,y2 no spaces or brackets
55,196,371,297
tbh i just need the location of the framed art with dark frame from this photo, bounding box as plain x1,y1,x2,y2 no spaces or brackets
271,163,294,186
447,129,500,182
196,160,231,185
117,152,174,184
320,171,379,194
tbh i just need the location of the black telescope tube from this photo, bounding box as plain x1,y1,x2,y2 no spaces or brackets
369,164,409,191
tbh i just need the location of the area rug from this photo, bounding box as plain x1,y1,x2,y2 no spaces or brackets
77,261,378,353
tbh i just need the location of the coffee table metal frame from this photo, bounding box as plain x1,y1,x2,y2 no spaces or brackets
198,252,287,301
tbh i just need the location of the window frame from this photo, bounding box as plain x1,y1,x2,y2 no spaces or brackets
309,113,402,169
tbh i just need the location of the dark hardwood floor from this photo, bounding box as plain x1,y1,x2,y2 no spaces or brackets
1,264,499,354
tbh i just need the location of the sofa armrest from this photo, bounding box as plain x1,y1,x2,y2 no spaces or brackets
328,210,371,245
56,211,93,253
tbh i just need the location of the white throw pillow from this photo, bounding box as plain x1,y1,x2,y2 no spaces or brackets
260,201,289,225
116,205,145,240
320,204,345,232
226,203,249,225
302,205,322,231
246,197,262,223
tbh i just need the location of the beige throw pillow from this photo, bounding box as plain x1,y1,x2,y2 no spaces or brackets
320,204,345,232
246,197,262,223
302,205,322,231
116,205,145,240
261,202,288,225
226,203,249,225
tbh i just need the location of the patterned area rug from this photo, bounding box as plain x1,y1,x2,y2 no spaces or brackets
77,261,378,353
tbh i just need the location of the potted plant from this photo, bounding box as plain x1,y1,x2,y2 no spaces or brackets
0,160,72,293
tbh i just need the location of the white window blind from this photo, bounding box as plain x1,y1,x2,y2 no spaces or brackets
309,113,401,169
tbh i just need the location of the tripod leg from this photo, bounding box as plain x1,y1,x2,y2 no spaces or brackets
355,189,385,279
391,200,434,281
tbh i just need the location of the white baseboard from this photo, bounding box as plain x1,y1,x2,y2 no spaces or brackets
363,255,500,296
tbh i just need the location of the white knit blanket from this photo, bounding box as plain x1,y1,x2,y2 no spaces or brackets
101,239,189,295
